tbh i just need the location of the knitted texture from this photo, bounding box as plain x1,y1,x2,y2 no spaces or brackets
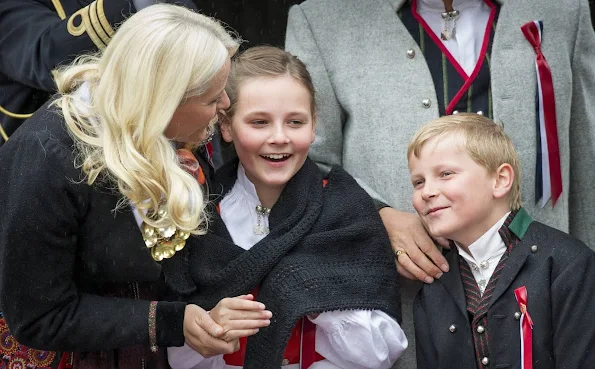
162,158,401,368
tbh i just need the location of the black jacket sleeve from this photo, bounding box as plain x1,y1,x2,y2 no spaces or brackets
413,291,439,369
0,118,185,351
0,0,139,91
551,246,595,368
0,0,197,92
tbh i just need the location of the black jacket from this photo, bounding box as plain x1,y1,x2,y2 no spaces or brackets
414,210,595,369
0,102,212,363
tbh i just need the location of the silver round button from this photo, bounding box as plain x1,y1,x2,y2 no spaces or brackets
449,324,457,333
482,357,489,365
407,49,416,59
452,110,459,114
514,311,522,320
477,325,485,334
477,110,484,115
531,245,538,253
422,99,431,108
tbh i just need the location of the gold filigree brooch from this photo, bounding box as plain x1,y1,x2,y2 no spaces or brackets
141,206,190,261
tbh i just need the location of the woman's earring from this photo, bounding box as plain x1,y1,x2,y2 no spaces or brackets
197,125,215,147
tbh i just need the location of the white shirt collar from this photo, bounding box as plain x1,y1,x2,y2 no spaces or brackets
235,163,261,207
455,212,510,294
417,0,484,12
219,163,269,249
456,212,510,263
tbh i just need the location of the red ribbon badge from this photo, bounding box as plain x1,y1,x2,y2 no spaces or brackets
514,286,534,369
521,21,562,207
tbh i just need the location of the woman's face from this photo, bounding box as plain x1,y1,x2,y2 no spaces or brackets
165,58,231,143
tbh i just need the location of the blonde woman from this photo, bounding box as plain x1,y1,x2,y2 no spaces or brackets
0,5,270,369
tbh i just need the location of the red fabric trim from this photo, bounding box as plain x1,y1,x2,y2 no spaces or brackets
411,0,469,79
223,317,325,366
445,0,497,114
521,21,562,206
301,318,325,368
57,353,73,369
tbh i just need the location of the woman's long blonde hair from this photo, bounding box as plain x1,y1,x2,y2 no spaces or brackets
53,4,240,234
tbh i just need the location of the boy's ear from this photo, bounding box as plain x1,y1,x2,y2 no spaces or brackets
493,163,514,200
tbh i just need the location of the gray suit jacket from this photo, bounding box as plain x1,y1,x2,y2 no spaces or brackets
286,0,595,367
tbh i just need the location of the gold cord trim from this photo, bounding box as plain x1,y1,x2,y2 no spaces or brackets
0,124,9,142
81,6,106,50
51,0,66,20
89,1,111,46
97,0,115,38
67,7,88,36
0,105,34,119
67,3,107,50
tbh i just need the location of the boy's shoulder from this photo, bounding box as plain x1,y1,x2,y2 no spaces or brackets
524,220,594,262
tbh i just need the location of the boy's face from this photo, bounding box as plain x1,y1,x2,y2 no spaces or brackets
408,134,500,246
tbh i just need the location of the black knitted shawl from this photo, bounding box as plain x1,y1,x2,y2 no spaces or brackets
162,158,401,368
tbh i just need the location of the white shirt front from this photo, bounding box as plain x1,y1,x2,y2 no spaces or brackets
417,0,492,76
455,212,511,295
167,164,408,369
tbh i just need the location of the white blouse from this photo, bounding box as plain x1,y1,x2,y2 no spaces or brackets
417,0,492,76
167,164,408,369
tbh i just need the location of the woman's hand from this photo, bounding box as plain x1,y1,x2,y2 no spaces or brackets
183,304,238,357
379,208,449,283
209,294,272,342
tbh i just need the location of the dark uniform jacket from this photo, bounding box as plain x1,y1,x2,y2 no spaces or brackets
0,0,195,148
0,102,214,368
414,209,595,369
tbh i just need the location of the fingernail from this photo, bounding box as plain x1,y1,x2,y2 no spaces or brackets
441,264,450,272
435,272,443,279
214,328,221,336
424,276,434,284
265,311,272,318
258,303,265,309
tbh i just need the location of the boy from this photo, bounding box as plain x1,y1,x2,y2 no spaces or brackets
407,113,595,369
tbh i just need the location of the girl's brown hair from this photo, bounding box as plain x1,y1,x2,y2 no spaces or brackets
224,45,316,119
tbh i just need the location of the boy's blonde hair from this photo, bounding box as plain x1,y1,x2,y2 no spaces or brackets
408,113,522,210
53,4,240,235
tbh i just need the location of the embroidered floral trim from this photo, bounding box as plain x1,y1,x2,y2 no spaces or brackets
149,301,158,353
1,313,58,368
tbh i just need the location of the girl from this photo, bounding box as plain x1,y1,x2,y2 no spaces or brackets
165,46,408,369
0,5,269,369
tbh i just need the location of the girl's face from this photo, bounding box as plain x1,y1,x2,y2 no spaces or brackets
165,58,231,143
221,74,316,201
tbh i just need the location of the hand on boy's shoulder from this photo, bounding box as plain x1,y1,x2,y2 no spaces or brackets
379,208,450,284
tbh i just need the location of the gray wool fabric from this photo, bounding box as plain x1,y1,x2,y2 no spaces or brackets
286,0,595,367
